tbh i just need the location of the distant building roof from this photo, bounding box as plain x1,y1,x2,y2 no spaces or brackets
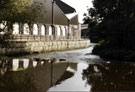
54,0,76,14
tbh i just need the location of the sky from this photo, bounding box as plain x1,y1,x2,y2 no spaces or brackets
61,0,93,23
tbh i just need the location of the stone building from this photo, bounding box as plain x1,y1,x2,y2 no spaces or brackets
12,0,81,40
0,0,90,55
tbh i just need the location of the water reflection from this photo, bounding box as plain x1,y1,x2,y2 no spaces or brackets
83,62,135,92
0,58,77,92
1,47,135,92
49,63,90,91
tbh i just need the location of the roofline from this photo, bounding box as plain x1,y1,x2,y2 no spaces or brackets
60,0,76,12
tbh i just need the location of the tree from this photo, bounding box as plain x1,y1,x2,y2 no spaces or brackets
0,0,43,47
84,0,135,61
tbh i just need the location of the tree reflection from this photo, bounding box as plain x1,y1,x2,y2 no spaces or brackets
82,63,135,92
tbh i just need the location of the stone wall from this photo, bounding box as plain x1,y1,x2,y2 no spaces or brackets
0,40,90,55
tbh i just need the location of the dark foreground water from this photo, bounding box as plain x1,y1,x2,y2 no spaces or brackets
0,46,135,92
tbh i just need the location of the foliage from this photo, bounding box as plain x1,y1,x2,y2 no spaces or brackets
0,0,43,47
84,0,135,61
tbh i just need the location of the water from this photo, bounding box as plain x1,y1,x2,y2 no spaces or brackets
0,46,135,92
48,63,91,91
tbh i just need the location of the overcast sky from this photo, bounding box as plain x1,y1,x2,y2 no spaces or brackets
61,0,93,23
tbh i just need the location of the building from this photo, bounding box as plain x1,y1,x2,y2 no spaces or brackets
12,0,81,40
0,0,90,55
81,24,89,39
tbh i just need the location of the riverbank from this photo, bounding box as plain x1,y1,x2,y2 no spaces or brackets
20,46,102,64
92,44,135,62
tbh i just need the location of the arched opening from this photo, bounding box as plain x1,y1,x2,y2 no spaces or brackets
41,25,46,35
62,26,66,36
24,23,30,35
33,61,37,67
23,59,29,69
13,23,19,35
0,21,7,34
12,59,19,71
57,26,61,36
0,23,4,29
33,24,38,35
49,26,52,36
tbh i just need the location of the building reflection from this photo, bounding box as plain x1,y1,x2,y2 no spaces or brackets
82,63,135,92
0,58,77,92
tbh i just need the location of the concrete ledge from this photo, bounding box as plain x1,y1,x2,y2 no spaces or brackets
0,40,90,55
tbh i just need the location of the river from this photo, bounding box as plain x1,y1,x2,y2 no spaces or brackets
0,44,135,92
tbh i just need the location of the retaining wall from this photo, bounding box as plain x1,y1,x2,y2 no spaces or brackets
0,40,90,55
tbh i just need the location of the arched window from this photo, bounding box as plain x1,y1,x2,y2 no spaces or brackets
33,24,38,35
49,26,52,36
13,23,19,35
57,26,61,36
41,25,46,35
24,23,30,35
